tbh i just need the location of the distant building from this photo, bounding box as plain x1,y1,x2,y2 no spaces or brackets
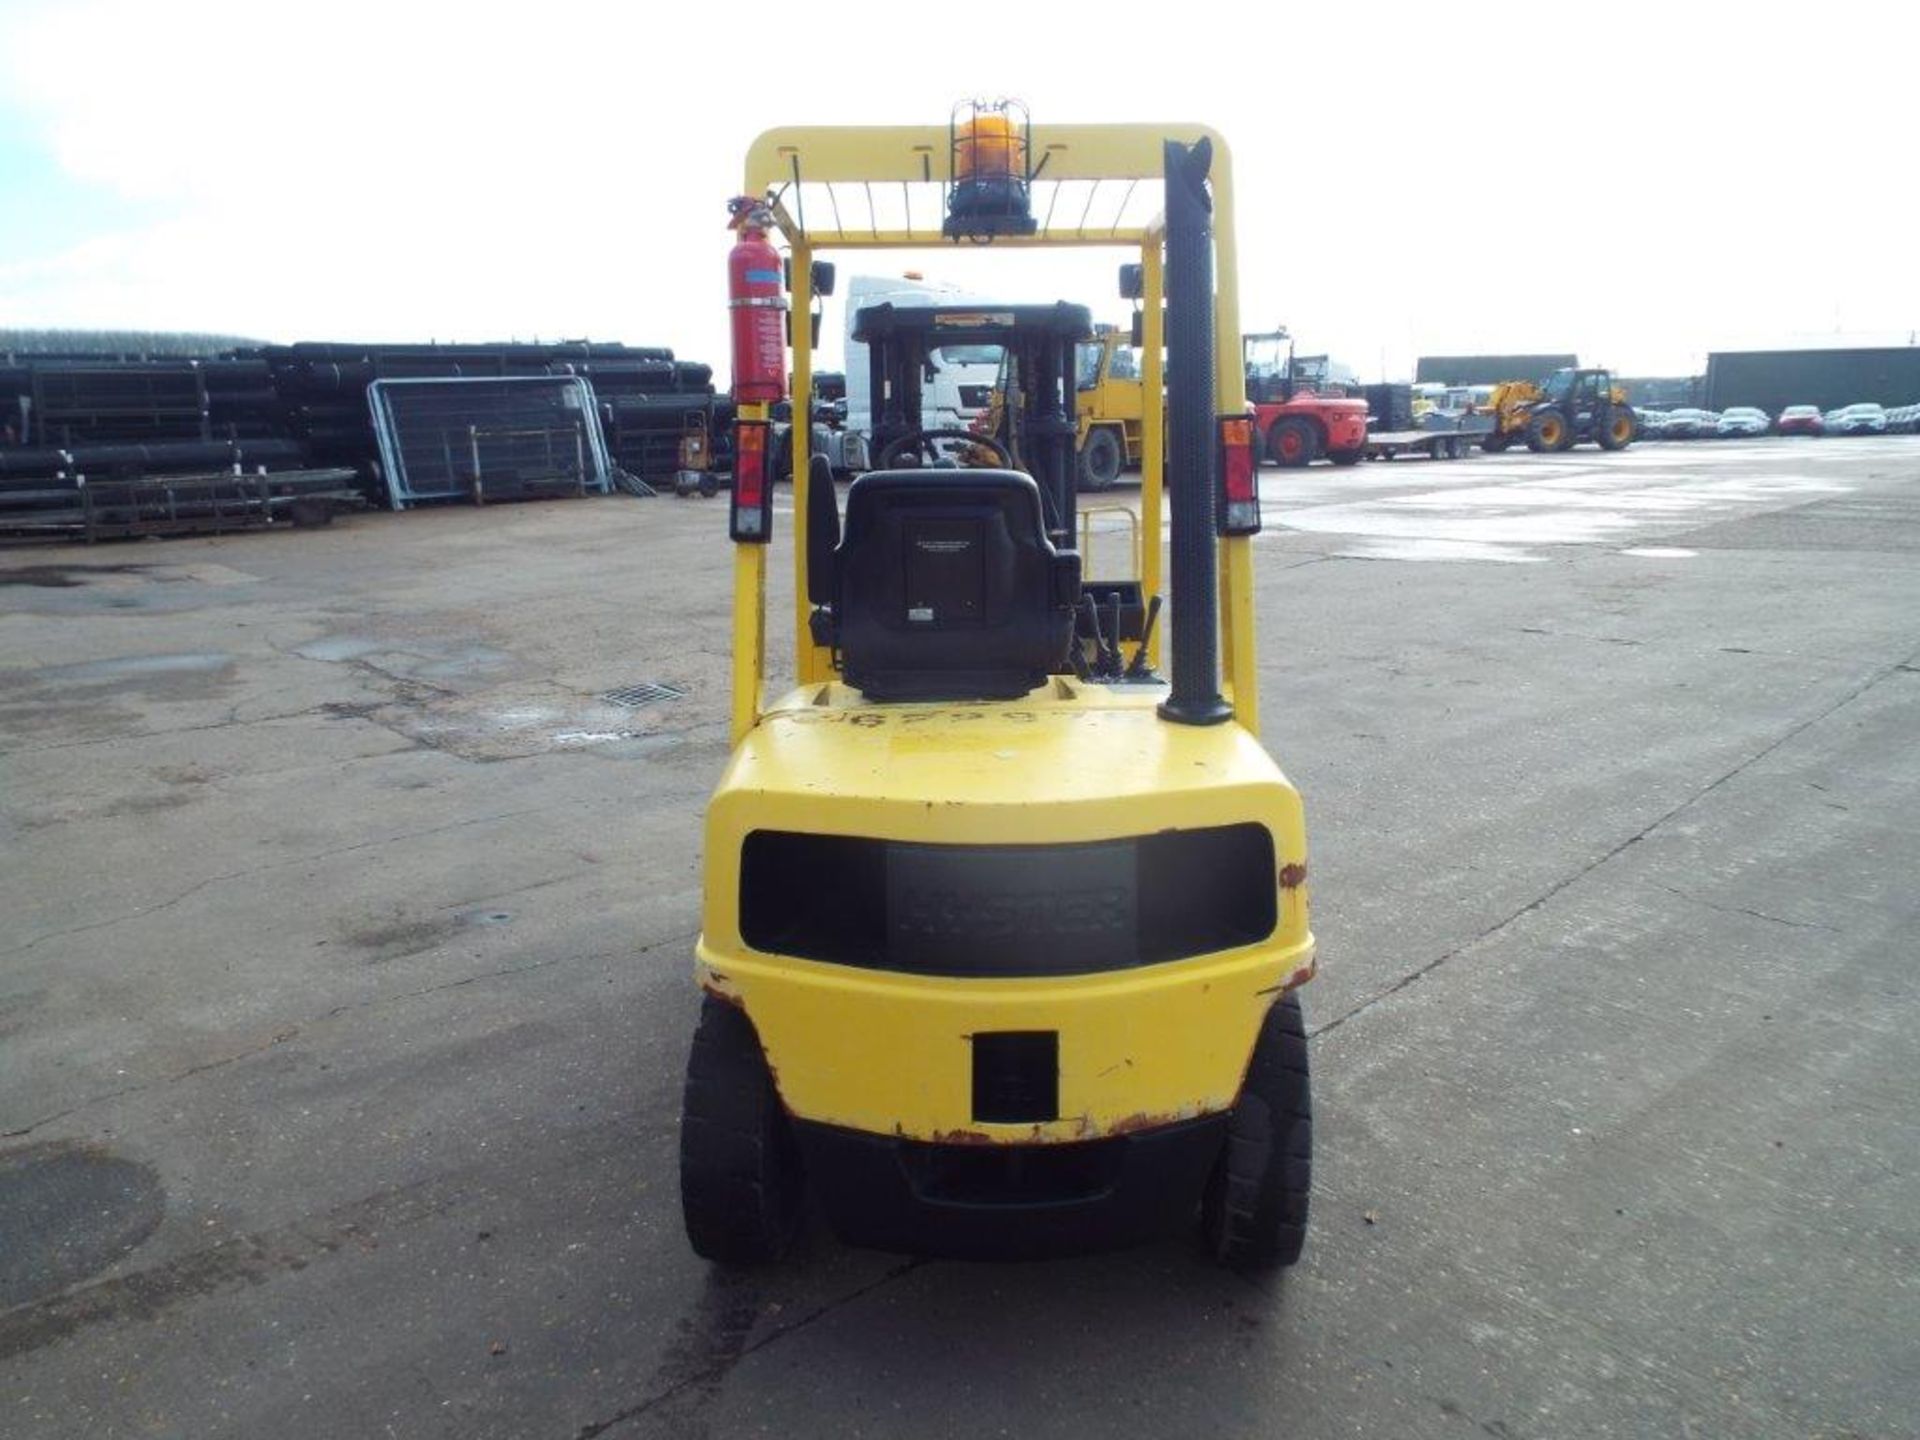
1415,354,1578,386
1619,376,1703,409
1704,348,1920,412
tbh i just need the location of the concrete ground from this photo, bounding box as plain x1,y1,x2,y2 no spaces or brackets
2,436,1916,1439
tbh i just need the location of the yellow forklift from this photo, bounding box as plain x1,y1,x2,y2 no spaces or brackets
969,323,1146,493
683,105,1316,1266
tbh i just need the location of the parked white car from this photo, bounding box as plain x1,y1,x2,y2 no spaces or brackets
1661,408,1719,439
1716,406,1772,437
1825,403,1888,435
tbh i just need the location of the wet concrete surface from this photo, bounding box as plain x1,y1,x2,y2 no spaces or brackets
1,437,1916,1437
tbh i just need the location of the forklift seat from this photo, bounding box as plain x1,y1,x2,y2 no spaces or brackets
832,469,1080,702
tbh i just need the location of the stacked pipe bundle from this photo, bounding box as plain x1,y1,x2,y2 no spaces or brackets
246,341,725,496
0,354,343,536
0,339,729,529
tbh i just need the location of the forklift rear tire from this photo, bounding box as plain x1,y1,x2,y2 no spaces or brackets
1201,991,1311,1270
680,996,804,1265
1269,418,1316,468
1482,431,1512,454
1077,427,1123,491
1327,448,1363,467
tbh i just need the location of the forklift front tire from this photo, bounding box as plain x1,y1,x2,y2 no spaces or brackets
680,996,805,1265
1201,991,1311,1270
1268,418,1317,468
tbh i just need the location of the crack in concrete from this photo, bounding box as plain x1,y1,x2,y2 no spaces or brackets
1649,882,1841,934
1517,625,1642,646
1311,645,1918,1041
2,930,698,1141
572,1258,928,1439
0,804,565,962
0,1161,471,1360
0,702,356,758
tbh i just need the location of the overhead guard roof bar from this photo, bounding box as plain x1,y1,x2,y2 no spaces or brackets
747,124,1228,248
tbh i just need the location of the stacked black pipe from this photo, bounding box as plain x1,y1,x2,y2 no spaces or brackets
1,339,726,532
1,339,725,505
246,341,721,496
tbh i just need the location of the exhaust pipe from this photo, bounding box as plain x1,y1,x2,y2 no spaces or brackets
1158,137,1232,727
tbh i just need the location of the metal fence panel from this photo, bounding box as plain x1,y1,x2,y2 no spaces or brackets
368,376,612,509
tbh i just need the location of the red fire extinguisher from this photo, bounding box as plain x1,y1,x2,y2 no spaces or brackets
727,196,787,405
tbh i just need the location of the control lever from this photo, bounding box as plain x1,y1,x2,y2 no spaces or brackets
1125,595,1163,679
1077,595,1119,679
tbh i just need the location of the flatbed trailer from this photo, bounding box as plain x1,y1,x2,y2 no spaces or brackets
1362,428,1478,461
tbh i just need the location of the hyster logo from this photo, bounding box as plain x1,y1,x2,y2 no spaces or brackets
897,886,1130,939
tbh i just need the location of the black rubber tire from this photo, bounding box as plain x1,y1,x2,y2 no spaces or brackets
679,996,804,1265
1528,408,1574,453
1269,417,1317,468
1077,427,1124,491
1327,447,1363,467
1482,431,1512,454
1201,992,1311,1270
288,497,334,528
1596,406,1636,451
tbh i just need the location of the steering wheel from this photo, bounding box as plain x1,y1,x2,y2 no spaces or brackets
877,428,1013,469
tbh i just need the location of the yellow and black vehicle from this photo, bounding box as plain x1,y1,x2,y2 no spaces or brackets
1482,367,1637,453
969,324,1145,492
681,105,1317,1267
1072,326,1147,491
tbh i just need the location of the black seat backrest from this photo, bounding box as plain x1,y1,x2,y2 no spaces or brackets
832,469,1079,702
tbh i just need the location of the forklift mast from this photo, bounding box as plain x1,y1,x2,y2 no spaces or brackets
853,302,1090,548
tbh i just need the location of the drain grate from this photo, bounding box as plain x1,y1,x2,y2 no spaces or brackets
601,680,686,709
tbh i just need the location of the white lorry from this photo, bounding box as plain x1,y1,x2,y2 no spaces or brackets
841,274,1006,462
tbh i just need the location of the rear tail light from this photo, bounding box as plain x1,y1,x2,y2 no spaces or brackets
1217,415,1261,536
730,420,773,543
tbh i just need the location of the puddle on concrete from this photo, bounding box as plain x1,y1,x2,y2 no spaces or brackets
1272,467,1854,562
1333,539,1544,564
0,564,152,589
0,651,239,741
49,652,235,684
294,634,516,687
0,1142,165,1308
1620,547,1698,559
341,690,688,762
294,636,388,663
0,652,236,701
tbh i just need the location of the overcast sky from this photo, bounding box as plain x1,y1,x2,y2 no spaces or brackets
3,0,1916,379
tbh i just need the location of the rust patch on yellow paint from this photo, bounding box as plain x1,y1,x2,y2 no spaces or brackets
1257,958,1317,996
926,1128,998,1146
